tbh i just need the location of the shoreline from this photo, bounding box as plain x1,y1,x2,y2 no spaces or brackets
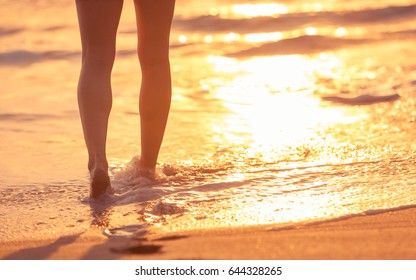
1,207,415,260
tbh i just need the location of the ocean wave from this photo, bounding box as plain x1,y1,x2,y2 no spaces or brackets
0,27,23,37
385,28,416,38
2,153,415,239
0,50,79,66
227,35,372,57
321,93,400,105
267,204,416,231
173,4,416,33
226,28,416,57
0,113,61,122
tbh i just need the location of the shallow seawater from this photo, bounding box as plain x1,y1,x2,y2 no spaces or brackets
1,0,416,242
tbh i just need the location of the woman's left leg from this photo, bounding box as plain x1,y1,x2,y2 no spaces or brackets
76,0,124,198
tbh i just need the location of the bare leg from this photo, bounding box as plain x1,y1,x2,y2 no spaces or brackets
134,0,175,174
76,0,123,198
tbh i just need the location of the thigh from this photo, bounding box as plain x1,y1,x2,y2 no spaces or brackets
134,0,175,62
76,0,124,57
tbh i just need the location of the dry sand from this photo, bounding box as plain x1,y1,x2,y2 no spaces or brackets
1,208,415,260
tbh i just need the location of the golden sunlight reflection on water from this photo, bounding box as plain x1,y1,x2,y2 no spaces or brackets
208,3,289,18
205,55,364,157
153,52,378,233
232,3,289,17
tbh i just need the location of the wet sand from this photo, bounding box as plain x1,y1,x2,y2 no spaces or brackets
1,207,415,260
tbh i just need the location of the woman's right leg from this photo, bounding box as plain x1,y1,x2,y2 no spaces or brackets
76,0,124,198
134,0,175,174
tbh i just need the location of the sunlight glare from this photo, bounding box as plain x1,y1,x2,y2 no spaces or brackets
204,35,213,43
178,35,187,44
301,3,328,12
224,32,241,42
335,27,347,37
244,32,283,43
227,190,345,226
305,27,318,36
206,55,362,157
232,4,289,17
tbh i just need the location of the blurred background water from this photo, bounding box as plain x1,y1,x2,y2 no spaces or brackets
1,0,416,241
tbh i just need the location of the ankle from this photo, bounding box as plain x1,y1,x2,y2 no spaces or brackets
88,155,108,174
139,156,156,169
139,158,156,179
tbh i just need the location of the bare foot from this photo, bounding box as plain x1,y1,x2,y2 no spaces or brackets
90,169,112,199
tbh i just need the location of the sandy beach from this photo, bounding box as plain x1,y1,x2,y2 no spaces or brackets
1,207,415,260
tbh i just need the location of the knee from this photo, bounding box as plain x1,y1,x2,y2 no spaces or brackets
137,47,170,70
82,45,116,70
